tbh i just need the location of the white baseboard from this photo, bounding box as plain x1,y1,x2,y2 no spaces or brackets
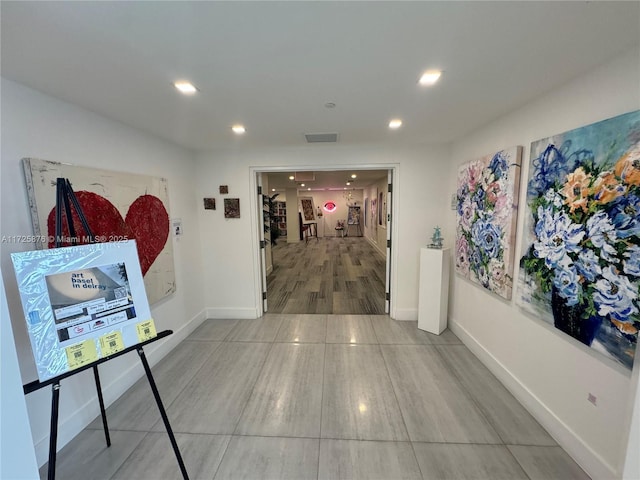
206,307,260,319
33,308,208,467
392,308,418,321
448,317,617,480
363,235,385,256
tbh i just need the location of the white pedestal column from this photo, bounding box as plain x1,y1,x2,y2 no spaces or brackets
418,247,450,335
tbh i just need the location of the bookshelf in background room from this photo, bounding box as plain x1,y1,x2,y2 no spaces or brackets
276,201,287,236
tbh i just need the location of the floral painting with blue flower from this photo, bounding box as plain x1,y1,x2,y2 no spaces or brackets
518,110,640,370
456,146,522,299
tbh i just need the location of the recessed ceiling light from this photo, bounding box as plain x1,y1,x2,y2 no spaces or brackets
346,182,351,186
289,175,295,180
419,70,442,86
232,125,246,134
389,119,403,129
351,174,357,179
174,81,198,94
301,183,305,187
307,187,311,191
272,188,276,192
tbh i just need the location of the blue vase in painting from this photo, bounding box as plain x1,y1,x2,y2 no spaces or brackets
550,287,601,346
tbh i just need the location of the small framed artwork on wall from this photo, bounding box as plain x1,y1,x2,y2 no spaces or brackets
224,198,240,218
219,185,229,194
203,198,216,210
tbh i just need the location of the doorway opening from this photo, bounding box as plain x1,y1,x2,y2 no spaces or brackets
250,166,397,317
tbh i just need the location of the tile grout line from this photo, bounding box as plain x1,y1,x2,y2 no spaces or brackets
503,444,534,480
211,327,280,479
106,430,153,480
142,335,229,480
432,344,506,445
368,314,382,345
229,329,281,437
428,343,538,478
377,341,426,480
316,339,328,480
155,340,225,419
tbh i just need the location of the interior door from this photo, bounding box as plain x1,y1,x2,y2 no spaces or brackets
257,174,268,312
385,169,392,313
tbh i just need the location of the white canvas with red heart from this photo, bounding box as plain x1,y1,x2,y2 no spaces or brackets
22,158,175,304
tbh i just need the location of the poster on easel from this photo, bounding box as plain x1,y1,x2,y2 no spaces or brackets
347,206,361,225
11,240,155,382
300,197,316,223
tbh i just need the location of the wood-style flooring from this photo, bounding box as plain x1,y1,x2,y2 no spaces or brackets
45,315,590,480
267,236,386,314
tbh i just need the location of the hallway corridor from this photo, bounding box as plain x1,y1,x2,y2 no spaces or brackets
267,237,386,314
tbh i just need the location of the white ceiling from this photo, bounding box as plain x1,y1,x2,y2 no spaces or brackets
1,1,638,158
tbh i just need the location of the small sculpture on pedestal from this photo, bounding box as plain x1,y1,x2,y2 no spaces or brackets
429,226,443,249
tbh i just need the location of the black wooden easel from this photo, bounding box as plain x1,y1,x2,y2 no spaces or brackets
347,222,362,237
23,178,189,480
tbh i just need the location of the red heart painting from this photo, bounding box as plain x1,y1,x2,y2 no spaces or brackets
46,191,169,275
125,195,170,275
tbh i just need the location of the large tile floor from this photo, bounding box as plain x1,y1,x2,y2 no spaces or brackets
45,315,590,480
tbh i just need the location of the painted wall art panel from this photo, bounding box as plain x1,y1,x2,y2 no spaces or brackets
364,198,369,227
22,158,175,305
203,198,216,210
518,110,640,370
224,198,240,218
371,196,377,227
455,146,523,300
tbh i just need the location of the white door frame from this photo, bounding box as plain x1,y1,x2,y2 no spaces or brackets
249,163,400,318
385,169,393,313
256,173,268,312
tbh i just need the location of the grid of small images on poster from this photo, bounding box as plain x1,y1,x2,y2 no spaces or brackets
11,240,156,382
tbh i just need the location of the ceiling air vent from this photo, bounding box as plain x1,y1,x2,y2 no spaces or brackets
305,133,338,143
294,172,315,182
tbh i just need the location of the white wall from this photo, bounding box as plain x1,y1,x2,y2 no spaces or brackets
195,144,450,320
623,351,640,479
445,48,640,479
0,79,205,466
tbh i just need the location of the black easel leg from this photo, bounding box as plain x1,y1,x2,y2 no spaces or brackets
137,347,189,480
48,382,61,480
92,365,111,447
